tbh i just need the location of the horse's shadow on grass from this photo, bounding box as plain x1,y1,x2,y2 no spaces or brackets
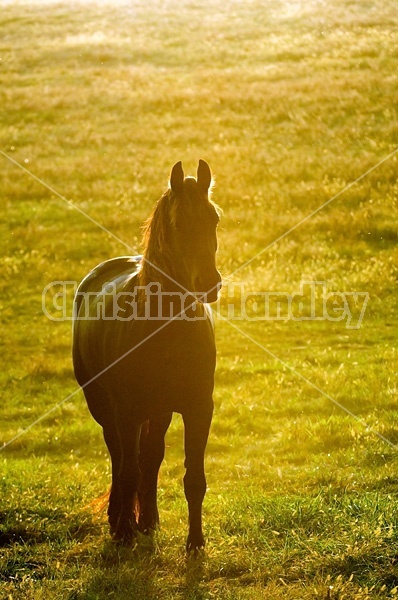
185,551,208,598
78,533,211,600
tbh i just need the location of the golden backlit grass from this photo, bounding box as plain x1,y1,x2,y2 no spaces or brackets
1,0,398,598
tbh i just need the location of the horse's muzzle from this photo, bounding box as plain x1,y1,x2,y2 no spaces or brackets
197,273,222,304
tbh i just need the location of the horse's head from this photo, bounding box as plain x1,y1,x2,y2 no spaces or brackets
167,160,222,303
141,160,222,303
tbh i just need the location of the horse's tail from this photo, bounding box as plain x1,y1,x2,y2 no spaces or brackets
85,488,110,513
85,487,141,534
133,491,140,525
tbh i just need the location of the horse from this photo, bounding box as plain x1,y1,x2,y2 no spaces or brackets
72,160,222,552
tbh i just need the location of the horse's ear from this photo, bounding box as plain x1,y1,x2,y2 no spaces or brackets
170,161,185,193
197,159,212,192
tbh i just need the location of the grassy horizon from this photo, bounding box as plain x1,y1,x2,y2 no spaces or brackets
1,0,398,598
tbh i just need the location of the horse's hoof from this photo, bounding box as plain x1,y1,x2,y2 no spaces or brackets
139,525,156,536
138,520,158,535
138,513,159,535
186,535,205,554
111,524,137,547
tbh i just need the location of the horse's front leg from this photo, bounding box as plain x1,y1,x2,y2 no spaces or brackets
138,412,173,533
182,403,213,552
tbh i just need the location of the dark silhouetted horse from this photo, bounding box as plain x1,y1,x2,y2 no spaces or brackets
72,160,222,551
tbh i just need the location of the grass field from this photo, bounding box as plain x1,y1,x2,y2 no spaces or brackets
1,0,398,598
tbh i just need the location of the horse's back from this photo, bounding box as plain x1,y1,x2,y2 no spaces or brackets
74,256,141,308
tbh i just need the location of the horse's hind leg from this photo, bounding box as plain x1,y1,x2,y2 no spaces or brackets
138,412,173,533
81,379,122,537
111,415,141,544
183,404,213,552
103,418,122,537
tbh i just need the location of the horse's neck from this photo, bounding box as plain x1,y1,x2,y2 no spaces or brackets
139,257,191,295
137,266,203,320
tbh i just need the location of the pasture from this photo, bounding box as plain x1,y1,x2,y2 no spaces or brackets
1,0,398,597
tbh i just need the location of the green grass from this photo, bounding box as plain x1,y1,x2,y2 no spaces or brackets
1,0,398,597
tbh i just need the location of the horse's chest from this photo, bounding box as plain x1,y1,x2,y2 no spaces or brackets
102,318,216,412
144,320,215,382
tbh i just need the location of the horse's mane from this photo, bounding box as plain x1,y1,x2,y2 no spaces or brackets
139,188,177,290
